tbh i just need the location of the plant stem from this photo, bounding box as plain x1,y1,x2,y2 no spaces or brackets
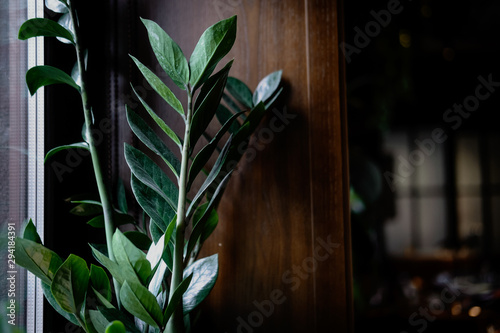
68,0,120,306
166,88,193,333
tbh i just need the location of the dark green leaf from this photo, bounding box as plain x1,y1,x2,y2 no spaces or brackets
190,60,233,150
90,264,112,302
130,85,182,148
189,15,237,89
42,282,79,325
90,244,139,286
222,92,242,115
215,104,241,133
186,171,232,257
163,274,193,326
89,310,109,333
183,254,218,314
141,18,189,90
112,229,151,285
124,231,152,251
219,102,266,184
15,237,63,285
70,202,103,217
149,220,164,244
44,142,89,163
130,55,184,116
126,105,181,178
51,254,90,314
86,212,134,228
131,175,174,233
26,65,80,96
18,18,74,43
124,143,179,211
187,135,232,218
116,178,128,214
226,77,253,108
188,110,243,190
23,219,42,244
252,70,282,105
95,307,141,333
45,0,69,13
120,280,163,328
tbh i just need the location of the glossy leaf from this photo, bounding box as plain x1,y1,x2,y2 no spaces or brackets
130,175,174,233
126,105,181,178
18,18,74,43
56,13,74,45
163,274,193,325
141,18,189,90
125,143,179,211
130,55,184,116
120,280,163,328
42,282,79,325
190,60,233,151
23,219,42,244
189,15,237,89
44,142,89,163
45,0,69,13
93,307,141,333
90,264,112,302
226,77,253,108
252,70,282,105
146,233,168,296
26,65,80,96
112,229,151,285
130,85,182,148
183,254,218,314
15,237,63,285
124,231,152,252
89,310,109,333
51,254,90,314
116,178,128,214
215,104,241,134
188,110,243,190
222,92,243,115
186,171,232,257
187,135,232,218
90,244,139,286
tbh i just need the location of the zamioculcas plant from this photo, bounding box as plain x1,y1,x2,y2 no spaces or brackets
14,1,283,333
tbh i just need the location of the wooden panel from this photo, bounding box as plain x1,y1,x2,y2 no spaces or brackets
135,1,352,332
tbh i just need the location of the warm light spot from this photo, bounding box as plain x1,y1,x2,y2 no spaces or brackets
451,302,462,316
421,5,432,18
443,47,455,61
399,30,411,48
468,306,481,317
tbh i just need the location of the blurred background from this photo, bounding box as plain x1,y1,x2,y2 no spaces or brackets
344,0,500,332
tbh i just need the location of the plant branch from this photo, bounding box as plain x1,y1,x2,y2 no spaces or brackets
68,0,120,307
166,87,193,333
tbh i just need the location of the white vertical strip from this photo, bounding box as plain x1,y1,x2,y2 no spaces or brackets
26,0,44,332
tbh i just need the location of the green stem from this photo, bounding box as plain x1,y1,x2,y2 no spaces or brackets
166,88,193,333
68,0,120,306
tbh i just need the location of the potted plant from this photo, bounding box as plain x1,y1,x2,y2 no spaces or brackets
15,1,283,332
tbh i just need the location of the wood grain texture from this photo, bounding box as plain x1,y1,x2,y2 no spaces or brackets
134,1,352,332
